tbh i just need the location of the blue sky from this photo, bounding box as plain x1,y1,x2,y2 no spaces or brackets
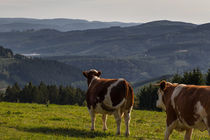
0,0,210,24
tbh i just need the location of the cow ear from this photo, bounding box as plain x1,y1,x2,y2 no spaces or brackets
83,71,88,78
160,80,167,91
97,71,102,77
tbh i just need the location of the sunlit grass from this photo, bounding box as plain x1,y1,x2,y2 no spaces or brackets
0,102,209,140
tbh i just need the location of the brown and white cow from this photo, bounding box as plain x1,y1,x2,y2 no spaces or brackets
83,69,134,136
156,80,210,140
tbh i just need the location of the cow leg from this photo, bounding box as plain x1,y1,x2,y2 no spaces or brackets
124,109,132,136
114,109,122,135
164,121,177,140
89,108,96,131
102,114,107,131
184,128,193,140
203,116,210,135
164,126,174,140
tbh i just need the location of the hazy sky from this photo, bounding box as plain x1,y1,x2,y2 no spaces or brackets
1,0,210,24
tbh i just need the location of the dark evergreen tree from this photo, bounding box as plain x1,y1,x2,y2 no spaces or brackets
0,91,4,101
38,81,49,104
191,68,205,85
171,73,183,83
13,82,21,101
206,69,210,85
4,83,21,102
171,68,205,85
3,81,86,106
31,86,40,103
20,82,34,103
136,84,160,111
74,88,86,106
47,85,59,104
4,86,13,102
182,71,192,84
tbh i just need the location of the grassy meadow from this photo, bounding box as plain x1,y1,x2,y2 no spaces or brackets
0,102,209,140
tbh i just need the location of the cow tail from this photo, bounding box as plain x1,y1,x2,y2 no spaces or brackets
126,83,134,110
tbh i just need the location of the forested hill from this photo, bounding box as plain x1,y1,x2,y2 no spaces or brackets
0,46,84,88
0,20,198,56
1,20,210,85
0,46,13,58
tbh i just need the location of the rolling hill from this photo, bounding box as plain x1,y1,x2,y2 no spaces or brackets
0,46,84,88
1,20,210,85
0,20,197,56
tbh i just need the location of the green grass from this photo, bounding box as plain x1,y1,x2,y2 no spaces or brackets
0,102,209,140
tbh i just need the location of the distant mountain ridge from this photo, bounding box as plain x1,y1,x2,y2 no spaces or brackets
0,20,201,57
1,20,210,86
0,18,140,32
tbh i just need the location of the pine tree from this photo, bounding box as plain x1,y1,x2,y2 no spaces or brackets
191,68,205,85
5,83,21,102
48,85,59,104
171,73,183,83
13,82,21,101
3,81,86,106
206,69,210,85
5,86,13,102
38,81,49,104
136,84,159,110
20,82,34,102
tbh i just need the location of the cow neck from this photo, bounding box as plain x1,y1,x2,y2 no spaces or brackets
88,76,100,87
164,85,176,105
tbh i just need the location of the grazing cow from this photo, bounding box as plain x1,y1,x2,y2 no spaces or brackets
83,69,134,136
156,80,210,140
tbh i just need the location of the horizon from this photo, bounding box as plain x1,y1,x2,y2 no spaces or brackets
0,17,206,25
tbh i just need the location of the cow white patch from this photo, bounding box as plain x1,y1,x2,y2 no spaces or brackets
88,106,96,130
195,101,207,118
173,101,208,132
176,120,189,131
190,118,207,132
89,69,98,73
171,84,186,109
156,89,166,110
103,78,125,109
94,103,112,114
89,76,100,87
165,120,178,139
193,101,208,131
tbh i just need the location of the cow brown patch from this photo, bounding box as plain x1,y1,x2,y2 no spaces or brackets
83,69,134,135
86,79,117,109
157,82,210,139
110,80,126,106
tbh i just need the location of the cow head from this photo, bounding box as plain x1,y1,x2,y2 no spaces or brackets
156,80,167,110
83,69,101,86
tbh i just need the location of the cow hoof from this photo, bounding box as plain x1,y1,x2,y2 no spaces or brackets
116,132,120,135
125,132,130,137
103,128,108,131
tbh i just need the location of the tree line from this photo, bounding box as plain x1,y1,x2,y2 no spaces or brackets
136,68,210,111
0,81,86,106
1,68,210,110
